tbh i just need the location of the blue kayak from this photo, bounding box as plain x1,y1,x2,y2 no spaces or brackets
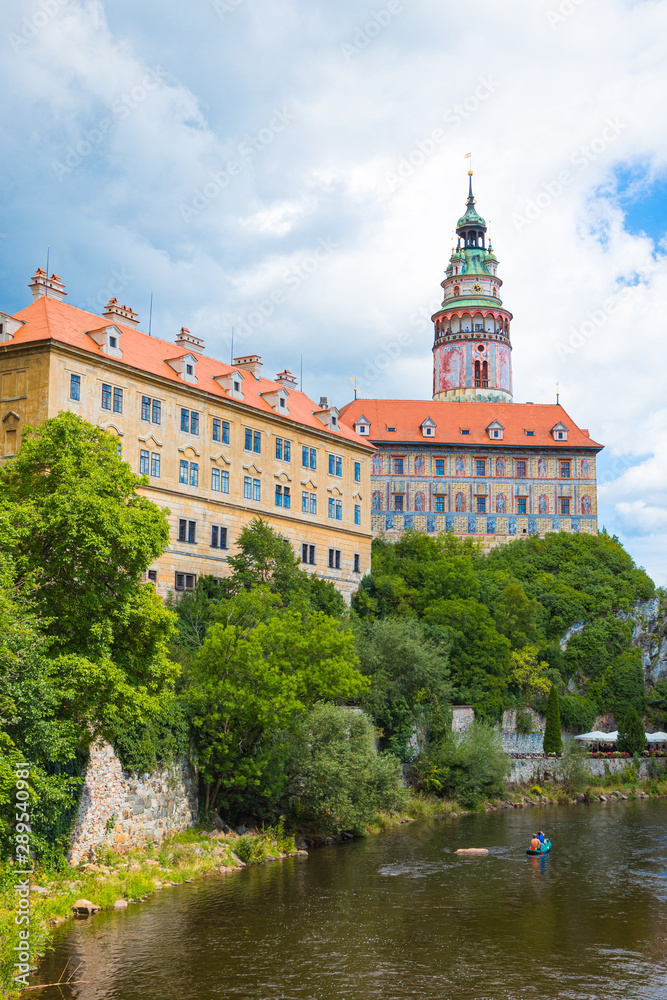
526,838,552,855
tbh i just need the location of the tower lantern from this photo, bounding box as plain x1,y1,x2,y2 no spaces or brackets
432,172,513,402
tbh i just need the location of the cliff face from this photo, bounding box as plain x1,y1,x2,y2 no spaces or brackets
624,591,667,687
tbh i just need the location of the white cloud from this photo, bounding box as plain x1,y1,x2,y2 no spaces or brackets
3,0,667,579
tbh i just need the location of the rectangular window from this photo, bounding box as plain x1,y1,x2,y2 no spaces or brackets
178,518,187,542
328,454,335,475
275,484,283,507
284,440,291,462
222,420,230,444
354,461,361,482
435,458,445,476
517,497,527,514
189,463,199,487
151,453,160,478
175,572,185,591
148,570,157,583
175,572,196,591
560,461,571,479
284,487,290,509
211,526,228,549
191,412,199,436
221,471,229,493
179,460,189,484
310,448,317,470
354,504,361,525
336,500,342,520
101,383,112,409
113,387,123,413
393,458,404,475
212,468,220,492
276,437,283,460
302,491,309,512
252,479,260,502
328,498,335,519
476,496,486,513
516,460,526,478
435,495,445,513
336,456,342,477
213,418,221,442
181,408,189,433
70,374,81,400
187,520,196,544
152,400,161,424
141,396,151,421
139,449,149,475
253,430,261,454
302,543,316,565
244,476,252,499
476,459,485,477
310,493,317,515
302,445,309,468
245,428,253,451
328,548,341,570
394,494,404,512
354,553,360,573
560,497,570,515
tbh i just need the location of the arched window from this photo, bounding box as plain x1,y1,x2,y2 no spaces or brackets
482,361,488,388
474,360,481,387
453,284,460,297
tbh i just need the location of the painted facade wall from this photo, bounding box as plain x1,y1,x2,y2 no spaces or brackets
369,445,598,541
433,340,512,399
68,742,198,865
0,342,372,601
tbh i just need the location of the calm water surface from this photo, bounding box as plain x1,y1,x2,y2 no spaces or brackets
36,800,667,999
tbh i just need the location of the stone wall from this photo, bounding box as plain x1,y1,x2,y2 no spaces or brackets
69,741,198,865
508,756,652,785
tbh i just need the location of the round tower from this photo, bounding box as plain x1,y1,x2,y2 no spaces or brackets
432,173,513,402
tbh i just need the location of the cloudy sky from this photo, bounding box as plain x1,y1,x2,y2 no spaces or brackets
2,0,666,582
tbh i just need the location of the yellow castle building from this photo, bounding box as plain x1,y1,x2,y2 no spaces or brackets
0,270,373,600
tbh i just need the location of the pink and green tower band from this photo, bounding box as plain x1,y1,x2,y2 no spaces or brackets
432,172,513,402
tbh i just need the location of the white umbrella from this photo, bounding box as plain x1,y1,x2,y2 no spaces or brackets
646,731,667,743
606,731,618,742
575,731,615,741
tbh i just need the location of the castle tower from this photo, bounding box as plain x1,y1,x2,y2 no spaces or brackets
432,173,513,402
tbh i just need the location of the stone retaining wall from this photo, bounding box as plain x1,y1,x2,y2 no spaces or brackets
509,755,652,785
69,741,198,865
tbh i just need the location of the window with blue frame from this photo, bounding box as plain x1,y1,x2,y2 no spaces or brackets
152,400,161,424
354,461,361,482
179,460,189,484
435,458,445,476
354,504,361,524
476,459,485,477
70,374,81,400
328,498,335,519
101,383,112,409
189,463,199,487
141,396,151,421
244,476,252,499
335,500,342,520
302,491,309,512
151,453,160,478
252,478,260,501
139,449,149,475
245,428,253,451
222,420,230,444
476,496,486,513
113,387,123,413
310,448,316,469
253,431,261,453
191,411,199,436
310,493,316,514
181,408,189,432
213,418,221,442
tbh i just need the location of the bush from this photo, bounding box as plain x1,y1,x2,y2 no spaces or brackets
287,704,406,836
559,694,597,734
426,722,511,808
543,686,563,754
515,708,533,736
556,739,590,793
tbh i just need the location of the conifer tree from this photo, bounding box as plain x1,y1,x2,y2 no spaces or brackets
617,707,645,757
543,685,563,754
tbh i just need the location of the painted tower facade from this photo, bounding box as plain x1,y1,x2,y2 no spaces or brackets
432,173,513,403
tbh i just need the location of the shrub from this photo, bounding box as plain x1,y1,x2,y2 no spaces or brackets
543,686,563,754
559,694,597,734
427,722,511,808
515,708,533,736
287,704,407,836
556,739,590,793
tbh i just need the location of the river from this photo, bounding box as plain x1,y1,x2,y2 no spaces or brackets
35,800,667,999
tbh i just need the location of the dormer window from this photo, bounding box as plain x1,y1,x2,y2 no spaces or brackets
487,420,504,441
421,417,436,439
261,387,290,415
166,353,198,384
214,370,245,400
551,422,569,442
234,381,240,392
186,364,193,375
86,324,123,359
460,429,470,435
353,414,371,437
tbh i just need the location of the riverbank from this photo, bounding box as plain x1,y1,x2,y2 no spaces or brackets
5,774,667,997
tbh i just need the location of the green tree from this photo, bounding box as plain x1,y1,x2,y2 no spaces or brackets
508,645,552,704
354,617,451,758
556,738,590,793
424,722,511,808
647,678,667,729
287,703,406,835
187,588,367,816
543,685,563,753
227,518,306,598
617,707,646,756
0,412,173,667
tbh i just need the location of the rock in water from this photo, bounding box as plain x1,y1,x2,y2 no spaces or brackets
455,848,489,856
72,899,100,915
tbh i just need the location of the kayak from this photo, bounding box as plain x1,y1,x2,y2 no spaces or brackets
526,838,552,855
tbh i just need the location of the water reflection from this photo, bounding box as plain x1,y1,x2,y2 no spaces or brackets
35,800,667,1000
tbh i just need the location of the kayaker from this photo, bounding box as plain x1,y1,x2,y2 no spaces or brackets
537,830,546,844
530,834,541,851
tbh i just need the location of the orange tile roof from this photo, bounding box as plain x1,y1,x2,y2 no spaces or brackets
8,296,372,449
339,398,603,451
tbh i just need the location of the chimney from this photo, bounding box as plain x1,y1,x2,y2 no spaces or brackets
103,298,139,328
275,369,298,388
175,326,205,353
319,396,329,409
233,354,263,377
29,269,67,303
